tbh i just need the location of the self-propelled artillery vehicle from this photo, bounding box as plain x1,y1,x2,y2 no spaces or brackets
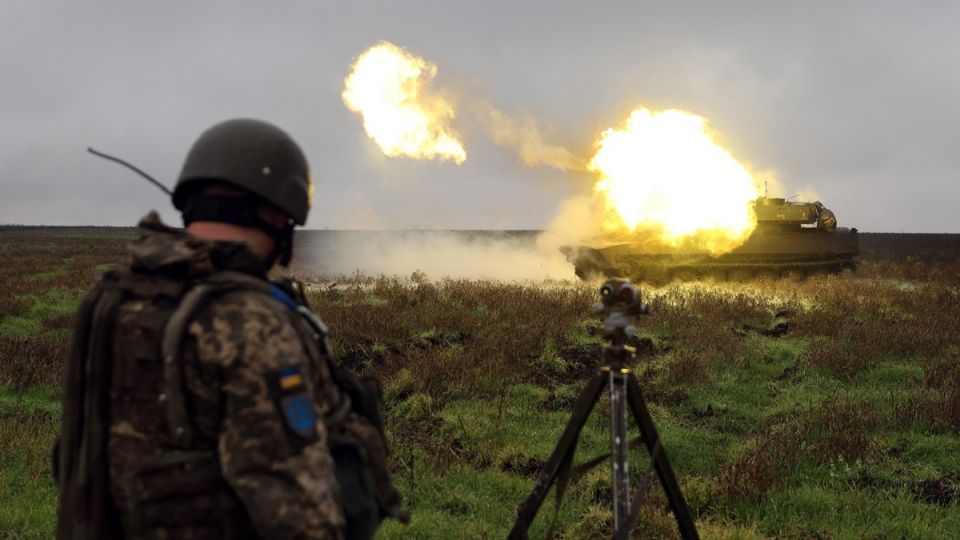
562,197,859,282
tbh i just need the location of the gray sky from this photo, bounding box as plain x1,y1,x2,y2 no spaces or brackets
1,0,958,232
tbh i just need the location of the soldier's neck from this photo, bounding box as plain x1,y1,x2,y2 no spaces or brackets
186,221,275,263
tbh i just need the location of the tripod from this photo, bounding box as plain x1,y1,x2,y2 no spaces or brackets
508,280,699,540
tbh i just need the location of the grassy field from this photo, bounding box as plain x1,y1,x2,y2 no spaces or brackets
1,228,958,538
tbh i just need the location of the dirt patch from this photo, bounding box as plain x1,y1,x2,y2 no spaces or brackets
558,343,600,366
500,455,546,478
628,335,658,356
734,311,791,338
850,470,894,492
911,475,959,506
775,364,799,381
439,499,471,516
691,403,726,423
542,389,577,411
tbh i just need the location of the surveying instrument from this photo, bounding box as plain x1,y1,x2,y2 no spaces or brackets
509,279,699,539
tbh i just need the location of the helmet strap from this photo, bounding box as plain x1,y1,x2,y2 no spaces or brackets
275,224,295,268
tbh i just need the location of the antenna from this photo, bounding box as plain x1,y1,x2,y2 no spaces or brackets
87,147,173,196
764,180,768,198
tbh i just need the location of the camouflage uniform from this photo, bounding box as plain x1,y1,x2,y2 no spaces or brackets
57,213,401,539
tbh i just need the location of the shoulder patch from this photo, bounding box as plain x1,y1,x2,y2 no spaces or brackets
272,366,318,441
278,367,304,390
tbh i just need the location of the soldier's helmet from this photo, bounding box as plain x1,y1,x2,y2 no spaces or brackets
172,119,311,225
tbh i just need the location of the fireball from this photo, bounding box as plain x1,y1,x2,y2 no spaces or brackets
589,107,760,254
342,41,466,163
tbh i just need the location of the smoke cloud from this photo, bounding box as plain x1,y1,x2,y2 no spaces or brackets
473,102,585,171
298,231,576,281
537,195,605,250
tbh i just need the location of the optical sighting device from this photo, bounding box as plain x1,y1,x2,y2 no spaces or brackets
509,279,698,539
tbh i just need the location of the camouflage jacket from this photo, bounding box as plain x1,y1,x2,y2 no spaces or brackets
57,213,399,540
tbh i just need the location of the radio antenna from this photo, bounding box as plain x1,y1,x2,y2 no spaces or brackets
87,147,172,196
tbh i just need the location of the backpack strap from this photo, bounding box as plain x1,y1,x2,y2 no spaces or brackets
57,278,126,540
161,271,272,448
287,303,353,429
160,271,359,449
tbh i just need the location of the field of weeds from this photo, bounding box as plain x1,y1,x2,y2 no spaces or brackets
1,227,959,538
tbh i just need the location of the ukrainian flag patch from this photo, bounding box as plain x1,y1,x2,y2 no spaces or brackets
278,367,304,390
272,366,317,441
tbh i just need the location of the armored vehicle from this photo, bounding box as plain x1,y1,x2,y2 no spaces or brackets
563,197,858,282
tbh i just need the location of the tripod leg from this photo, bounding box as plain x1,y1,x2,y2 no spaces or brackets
625,375,700,540
508,370,607,540
610,369,631,532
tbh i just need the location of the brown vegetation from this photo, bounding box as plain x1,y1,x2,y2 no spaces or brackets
924,354,960,431
304,278,595,397
720,395,878,501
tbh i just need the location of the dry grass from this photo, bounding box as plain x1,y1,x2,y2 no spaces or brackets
793,278,960,376
720,395,878,502
304,278,596,398
0,337,67,389
924,354,960,431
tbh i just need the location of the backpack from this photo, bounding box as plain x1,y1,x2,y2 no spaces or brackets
56,268,405,540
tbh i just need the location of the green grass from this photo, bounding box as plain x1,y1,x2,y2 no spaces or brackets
897,433,960,473
377,469,535,539
437,385,609,467
0,289,82,338
733,482,959,538
26,268,69,283
0,387,60,538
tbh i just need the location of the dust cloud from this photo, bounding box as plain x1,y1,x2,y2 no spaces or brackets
298,230,577,281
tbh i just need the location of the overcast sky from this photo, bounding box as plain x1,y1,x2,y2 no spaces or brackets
1,0,958,232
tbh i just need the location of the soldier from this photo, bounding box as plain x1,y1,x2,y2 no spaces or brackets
814,201,837,231
55,119,404,539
